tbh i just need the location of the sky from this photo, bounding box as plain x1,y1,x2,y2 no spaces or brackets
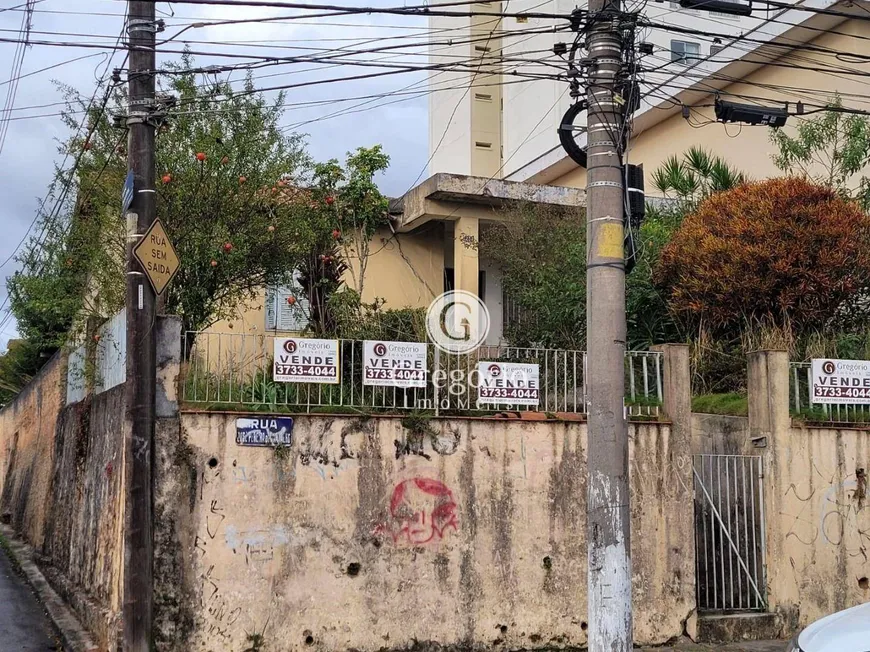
0,0,439,348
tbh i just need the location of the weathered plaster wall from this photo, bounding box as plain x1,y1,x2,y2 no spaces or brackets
0,352,124,650
691,413,752,456
0,352,66,549
155,414,694,651
748,350,870,636
769,424,870,630
40,386,125,649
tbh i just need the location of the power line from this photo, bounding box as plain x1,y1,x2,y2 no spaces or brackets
0,0,43,13
0,9,129,314
0,0,34,158
0,53,107,89
753,0,870,24
125,0,573,20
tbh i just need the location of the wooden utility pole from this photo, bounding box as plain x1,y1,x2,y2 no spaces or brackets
584,0,632,649
124,1,157,649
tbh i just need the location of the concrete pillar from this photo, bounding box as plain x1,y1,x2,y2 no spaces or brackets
155,316,182,418
651,344,696,625
653,344,691,436
453,215,479,297
746,350,794,628
747,350,790,448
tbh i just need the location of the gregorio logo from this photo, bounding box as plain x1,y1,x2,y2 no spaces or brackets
282,339,298,354
426,290,490,354
373,342,388,357
488,364,502,377
822,360,836,375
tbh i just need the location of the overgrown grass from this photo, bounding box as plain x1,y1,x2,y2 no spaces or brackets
692,392,748,416
792,407,870,425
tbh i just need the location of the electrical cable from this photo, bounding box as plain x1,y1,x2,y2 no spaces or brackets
0,8,129,304
0,0,34,158
122,0,574,21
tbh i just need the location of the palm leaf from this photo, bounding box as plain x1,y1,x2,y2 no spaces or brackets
652,155,684,194
685,146,714,177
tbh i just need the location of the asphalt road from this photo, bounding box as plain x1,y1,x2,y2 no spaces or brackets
0,544,60,652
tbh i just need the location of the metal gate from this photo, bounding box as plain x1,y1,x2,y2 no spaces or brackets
693,454,766,611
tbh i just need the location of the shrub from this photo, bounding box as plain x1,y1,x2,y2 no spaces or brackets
656,177,870,338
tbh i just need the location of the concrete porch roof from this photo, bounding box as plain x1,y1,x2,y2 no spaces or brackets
390,173,585,232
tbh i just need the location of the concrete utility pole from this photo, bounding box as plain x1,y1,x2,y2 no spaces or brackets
584,0,632,650
124,2,157,649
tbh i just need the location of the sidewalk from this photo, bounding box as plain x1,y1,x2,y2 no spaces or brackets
0,525,97,651
637,639,787,651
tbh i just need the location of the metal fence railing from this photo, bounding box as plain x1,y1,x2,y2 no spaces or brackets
790,361,870,422
182,332,663,417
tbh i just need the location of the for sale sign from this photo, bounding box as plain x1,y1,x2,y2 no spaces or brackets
363,341,427,388
478,361,540,406
273,338,339,384
811,358,870,404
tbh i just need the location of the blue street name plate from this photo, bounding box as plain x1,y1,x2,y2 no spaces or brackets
236,417,293,447
121,170,135,214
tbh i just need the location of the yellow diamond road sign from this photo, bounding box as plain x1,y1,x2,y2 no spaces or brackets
133,219,179,295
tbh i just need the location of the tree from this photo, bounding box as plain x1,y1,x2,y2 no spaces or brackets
625,203,684,348
480,203,683,350
297,146,392,335
8,54,323,356
770,97,870,209
652,146,746,204
655,177,870,339
0,340,48,407
481,205,586,349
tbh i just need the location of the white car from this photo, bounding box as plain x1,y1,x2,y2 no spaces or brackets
787,602,870,652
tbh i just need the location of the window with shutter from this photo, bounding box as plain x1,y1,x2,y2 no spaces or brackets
265,271,310,332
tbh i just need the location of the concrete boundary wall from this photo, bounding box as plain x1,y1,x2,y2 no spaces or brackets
0,316,182,651
748,351,870,634
0,349,125,649
154,412,695,651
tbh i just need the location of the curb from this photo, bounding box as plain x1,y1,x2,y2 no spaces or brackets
0,524,98,652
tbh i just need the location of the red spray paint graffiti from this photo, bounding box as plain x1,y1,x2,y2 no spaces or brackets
376,478,458,545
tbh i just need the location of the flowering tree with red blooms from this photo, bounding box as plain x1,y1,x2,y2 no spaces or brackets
655,177,870,339
7,54,396,368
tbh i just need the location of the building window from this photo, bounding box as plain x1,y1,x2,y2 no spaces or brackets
671,40,700,65
265,272,309,332
710,43,724,56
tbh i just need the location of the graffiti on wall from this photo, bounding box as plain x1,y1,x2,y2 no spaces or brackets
783,466,870,559
375,478,458,545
